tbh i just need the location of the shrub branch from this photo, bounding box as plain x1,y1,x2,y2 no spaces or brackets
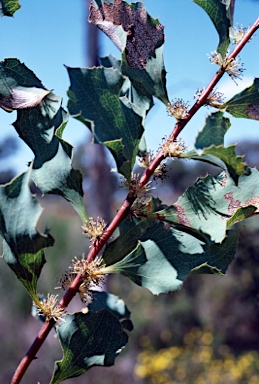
11,15,259,384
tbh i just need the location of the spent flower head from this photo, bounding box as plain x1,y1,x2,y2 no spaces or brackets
70,254,105,281
208,51,224,66
224,56,244,83
194,87,225,108
59,255,107,304
58,272,75,291
161,137,187,158
130,200,148,218
126,173,154,200
208,51,244,83
37,294,65,322
137,151,155,169
229,25,247,44
137,151,168,181
82,217,106,246
167,98,189,120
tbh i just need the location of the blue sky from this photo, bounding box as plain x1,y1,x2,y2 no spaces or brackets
0,0,258,173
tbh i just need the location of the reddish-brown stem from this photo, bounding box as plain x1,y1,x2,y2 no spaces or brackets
11,16,259,384
11,274,82,384
11,320,55,384
172,16,259,140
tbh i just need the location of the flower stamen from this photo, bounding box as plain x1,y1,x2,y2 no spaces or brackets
36,294,65,322
229,25,247,44
208,51,245,84
82,217,107,247
161,137,187,158
194,87,225,108
167,98,189,120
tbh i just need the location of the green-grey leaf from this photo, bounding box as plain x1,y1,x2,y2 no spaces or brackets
103,165,259,294
110,222,238,295
0,58,48,112
121,45,169,105
100,54,153,155
67,66,144,180
202,146,249,183
0,59,86,220
223,78,259,120
120,76,154,120
102,215,155,266
100,54,121,70
158,167,259,244
13,94,86,222
226,205,257,229
190,262,225,275
195,111,231,149
183,144,249,185
0,0,20,17
89,0,169,104
0,170,54,299
0,58,45,95
50,310,129,384
88,291,133,332
193,0,233,57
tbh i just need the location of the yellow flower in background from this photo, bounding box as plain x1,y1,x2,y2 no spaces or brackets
135,327,259,384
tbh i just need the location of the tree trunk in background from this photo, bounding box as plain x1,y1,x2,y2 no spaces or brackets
84,0,114,221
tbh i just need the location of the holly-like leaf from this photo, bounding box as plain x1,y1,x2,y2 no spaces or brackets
120,76,154,121
223,78,259,120
0,58,46,110
153,167,259,244
184,144,249,186
0,0,20,17
88,291,133,332
195,111,230,149
202,146,249,183
0,59,86,220
89,0,169,104
0,169,54,300
50,310,129,384
193,0,234,57
14,94,86,222
108,222,238,295
121,46,168,105
67,66,144,180
186,111,254,186
100,54,153,155
185,111,248,184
